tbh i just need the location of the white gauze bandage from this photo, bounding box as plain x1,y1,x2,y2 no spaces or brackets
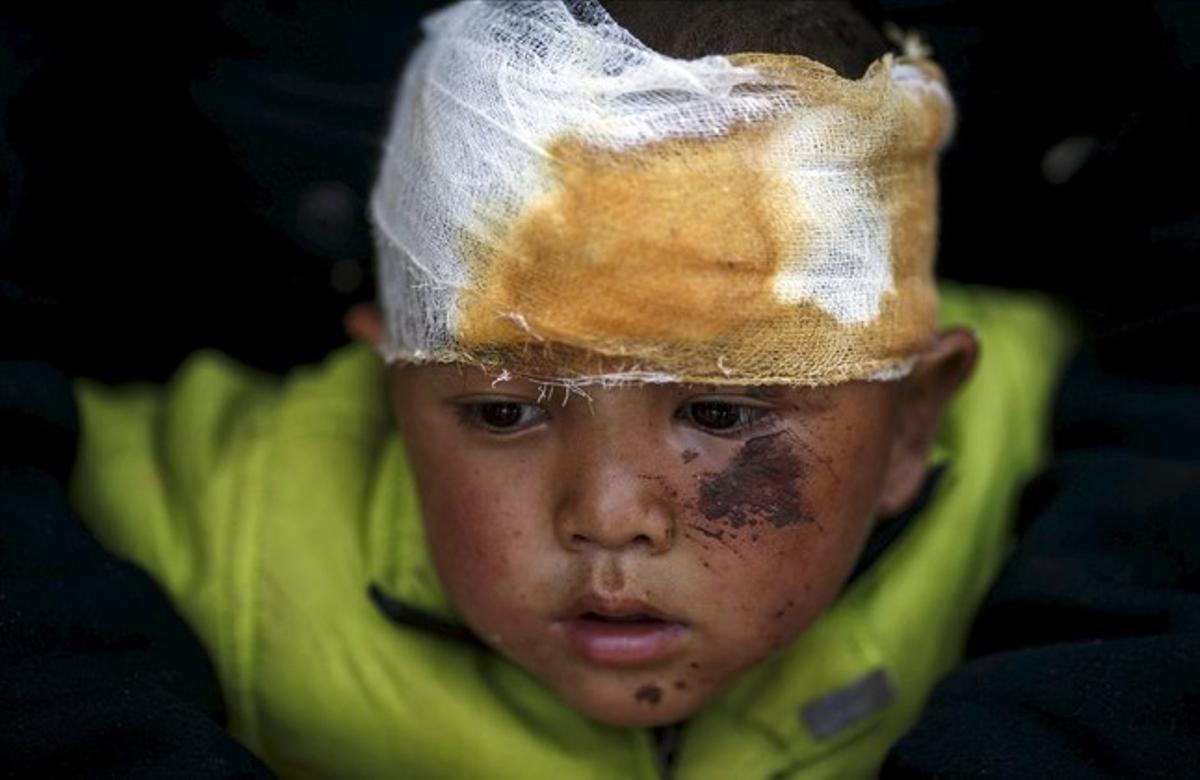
370,0,955,386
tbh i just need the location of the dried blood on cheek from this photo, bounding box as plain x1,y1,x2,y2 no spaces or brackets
696,431,814,531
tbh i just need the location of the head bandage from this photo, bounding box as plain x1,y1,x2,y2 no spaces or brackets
370,0,955,386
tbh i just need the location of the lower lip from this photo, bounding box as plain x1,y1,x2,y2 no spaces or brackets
557,619,688,667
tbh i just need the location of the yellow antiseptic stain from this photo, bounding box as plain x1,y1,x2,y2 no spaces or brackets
451,53,951,385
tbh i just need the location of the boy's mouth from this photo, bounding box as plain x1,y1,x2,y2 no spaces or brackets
555,598,689,667
579,611,664,624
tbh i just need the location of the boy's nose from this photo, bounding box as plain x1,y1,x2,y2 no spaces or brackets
553,465,677,555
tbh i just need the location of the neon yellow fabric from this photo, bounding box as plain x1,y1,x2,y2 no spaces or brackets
69,284,1074,778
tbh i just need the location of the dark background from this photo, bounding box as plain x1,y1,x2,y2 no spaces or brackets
3,0,1198,383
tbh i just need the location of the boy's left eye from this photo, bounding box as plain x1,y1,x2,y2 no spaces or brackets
676,399,774,435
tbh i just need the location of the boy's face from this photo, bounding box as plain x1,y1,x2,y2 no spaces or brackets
386,343,970,727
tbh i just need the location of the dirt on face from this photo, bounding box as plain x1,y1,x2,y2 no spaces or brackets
635,684,663,705
697,431,813,529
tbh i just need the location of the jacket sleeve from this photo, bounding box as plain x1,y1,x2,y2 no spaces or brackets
0,354,273,777
69,351,281,607
881,307,1200,778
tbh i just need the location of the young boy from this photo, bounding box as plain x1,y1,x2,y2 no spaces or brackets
67,1,1072,776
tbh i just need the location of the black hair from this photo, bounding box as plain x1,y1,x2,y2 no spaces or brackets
601,0,890,79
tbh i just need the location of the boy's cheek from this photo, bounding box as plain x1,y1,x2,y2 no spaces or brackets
422,484,531,581
686,526,858,638
416,473,567,629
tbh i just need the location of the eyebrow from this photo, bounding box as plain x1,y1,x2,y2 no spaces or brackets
732,384,837,414
691,384,786,400
746,386,787,400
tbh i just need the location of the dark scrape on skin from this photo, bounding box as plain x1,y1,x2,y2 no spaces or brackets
681,448,699,464
686,523,744,559
635,684,663,705
791,434,840,484
697,431,813,528
687,523,724,542
637,473,679,500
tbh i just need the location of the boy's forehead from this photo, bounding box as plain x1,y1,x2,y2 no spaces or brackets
392,361,848,410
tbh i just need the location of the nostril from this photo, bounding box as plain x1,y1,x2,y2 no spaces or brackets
568,532,657,549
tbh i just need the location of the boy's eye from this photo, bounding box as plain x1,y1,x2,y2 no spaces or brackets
677,400,773,435
458,401,546,433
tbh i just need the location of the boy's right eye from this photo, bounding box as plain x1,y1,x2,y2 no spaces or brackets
456,401,547,433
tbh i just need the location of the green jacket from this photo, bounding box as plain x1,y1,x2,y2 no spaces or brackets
69,284,1073,779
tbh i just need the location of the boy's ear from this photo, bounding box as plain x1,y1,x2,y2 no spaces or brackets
344,303,385,349
875,327,978,518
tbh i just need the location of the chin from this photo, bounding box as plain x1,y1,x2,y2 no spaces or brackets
561,683,701,728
